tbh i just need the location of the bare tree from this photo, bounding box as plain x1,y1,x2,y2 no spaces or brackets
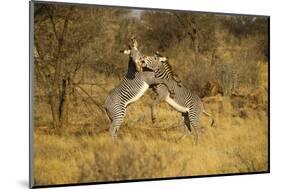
34,4,129,128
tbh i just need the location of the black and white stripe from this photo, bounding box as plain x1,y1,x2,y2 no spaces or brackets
142,55,215,143
104,58,149,138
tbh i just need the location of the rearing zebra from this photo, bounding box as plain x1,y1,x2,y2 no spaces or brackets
104,38,171,139
137,52,215,142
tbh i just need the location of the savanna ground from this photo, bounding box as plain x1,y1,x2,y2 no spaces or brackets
32,2,269,186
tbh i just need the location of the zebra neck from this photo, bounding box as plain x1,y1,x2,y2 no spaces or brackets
126,58,137,79
162,62,179,83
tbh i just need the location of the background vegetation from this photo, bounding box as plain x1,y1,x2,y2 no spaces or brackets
33,2,268,186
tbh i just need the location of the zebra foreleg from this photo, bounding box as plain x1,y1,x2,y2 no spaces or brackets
150,101,157,124
149,77,175,99
203,110,215,127
150,95,162,124
161,82,175,98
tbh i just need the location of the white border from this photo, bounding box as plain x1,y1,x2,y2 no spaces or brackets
1,0,280,189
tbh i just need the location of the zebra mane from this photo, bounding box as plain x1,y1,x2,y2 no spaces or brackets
153,52,174,76
160,59,182,85
161,59,177,76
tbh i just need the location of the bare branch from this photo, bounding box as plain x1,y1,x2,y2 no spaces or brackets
73,84,105,114
48,14,60,42
74,88,97,116
73,81,108,93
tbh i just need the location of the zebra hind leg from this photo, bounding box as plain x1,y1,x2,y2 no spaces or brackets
189,114,202,144
177,112,201,144
176,112,191,143
182,112,191,132
109,117,124,141
191,121,201,144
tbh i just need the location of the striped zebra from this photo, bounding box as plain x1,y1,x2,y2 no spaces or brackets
104,38,171,139
137,52,215,143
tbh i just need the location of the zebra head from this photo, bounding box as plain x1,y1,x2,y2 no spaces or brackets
140,52,168,72
120,36,144,72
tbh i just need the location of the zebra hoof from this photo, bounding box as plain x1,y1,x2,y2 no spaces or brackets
193,135,200,145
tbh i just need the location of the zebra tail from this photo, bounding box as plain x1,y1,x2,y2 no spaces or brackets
203,110,215,127
103,106,112,124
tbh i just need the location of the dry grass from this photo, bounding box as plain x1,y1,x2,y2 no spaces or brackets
33,72,268,186
32,6,268,186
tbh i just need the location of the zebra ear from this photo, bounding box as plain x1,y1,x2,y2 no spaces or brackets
159,56,168,62
130,36,138,49
120,49,131,55
141,59,147,66
155,51,160,56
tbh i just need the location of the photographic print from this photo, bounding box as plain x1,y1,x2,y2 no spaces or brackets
30,1,269,188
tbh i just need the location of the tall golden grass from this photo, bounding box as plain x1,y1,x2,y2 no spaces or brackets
33,64,268,186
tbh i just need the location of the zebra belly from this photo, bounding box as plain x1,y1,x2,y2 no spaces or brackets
125,83,149,106
165,96,189,113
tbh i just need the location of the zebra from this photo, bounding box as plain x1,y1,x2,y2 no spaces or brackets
136,52,215,143
104,37,172,139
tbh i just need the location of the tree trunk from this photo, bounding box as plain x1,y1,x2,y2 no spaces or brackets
50,95,59,128
49,77,71,128
192,36,199,54
191,35,199,63
59,77,70,128
47,7,72,128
